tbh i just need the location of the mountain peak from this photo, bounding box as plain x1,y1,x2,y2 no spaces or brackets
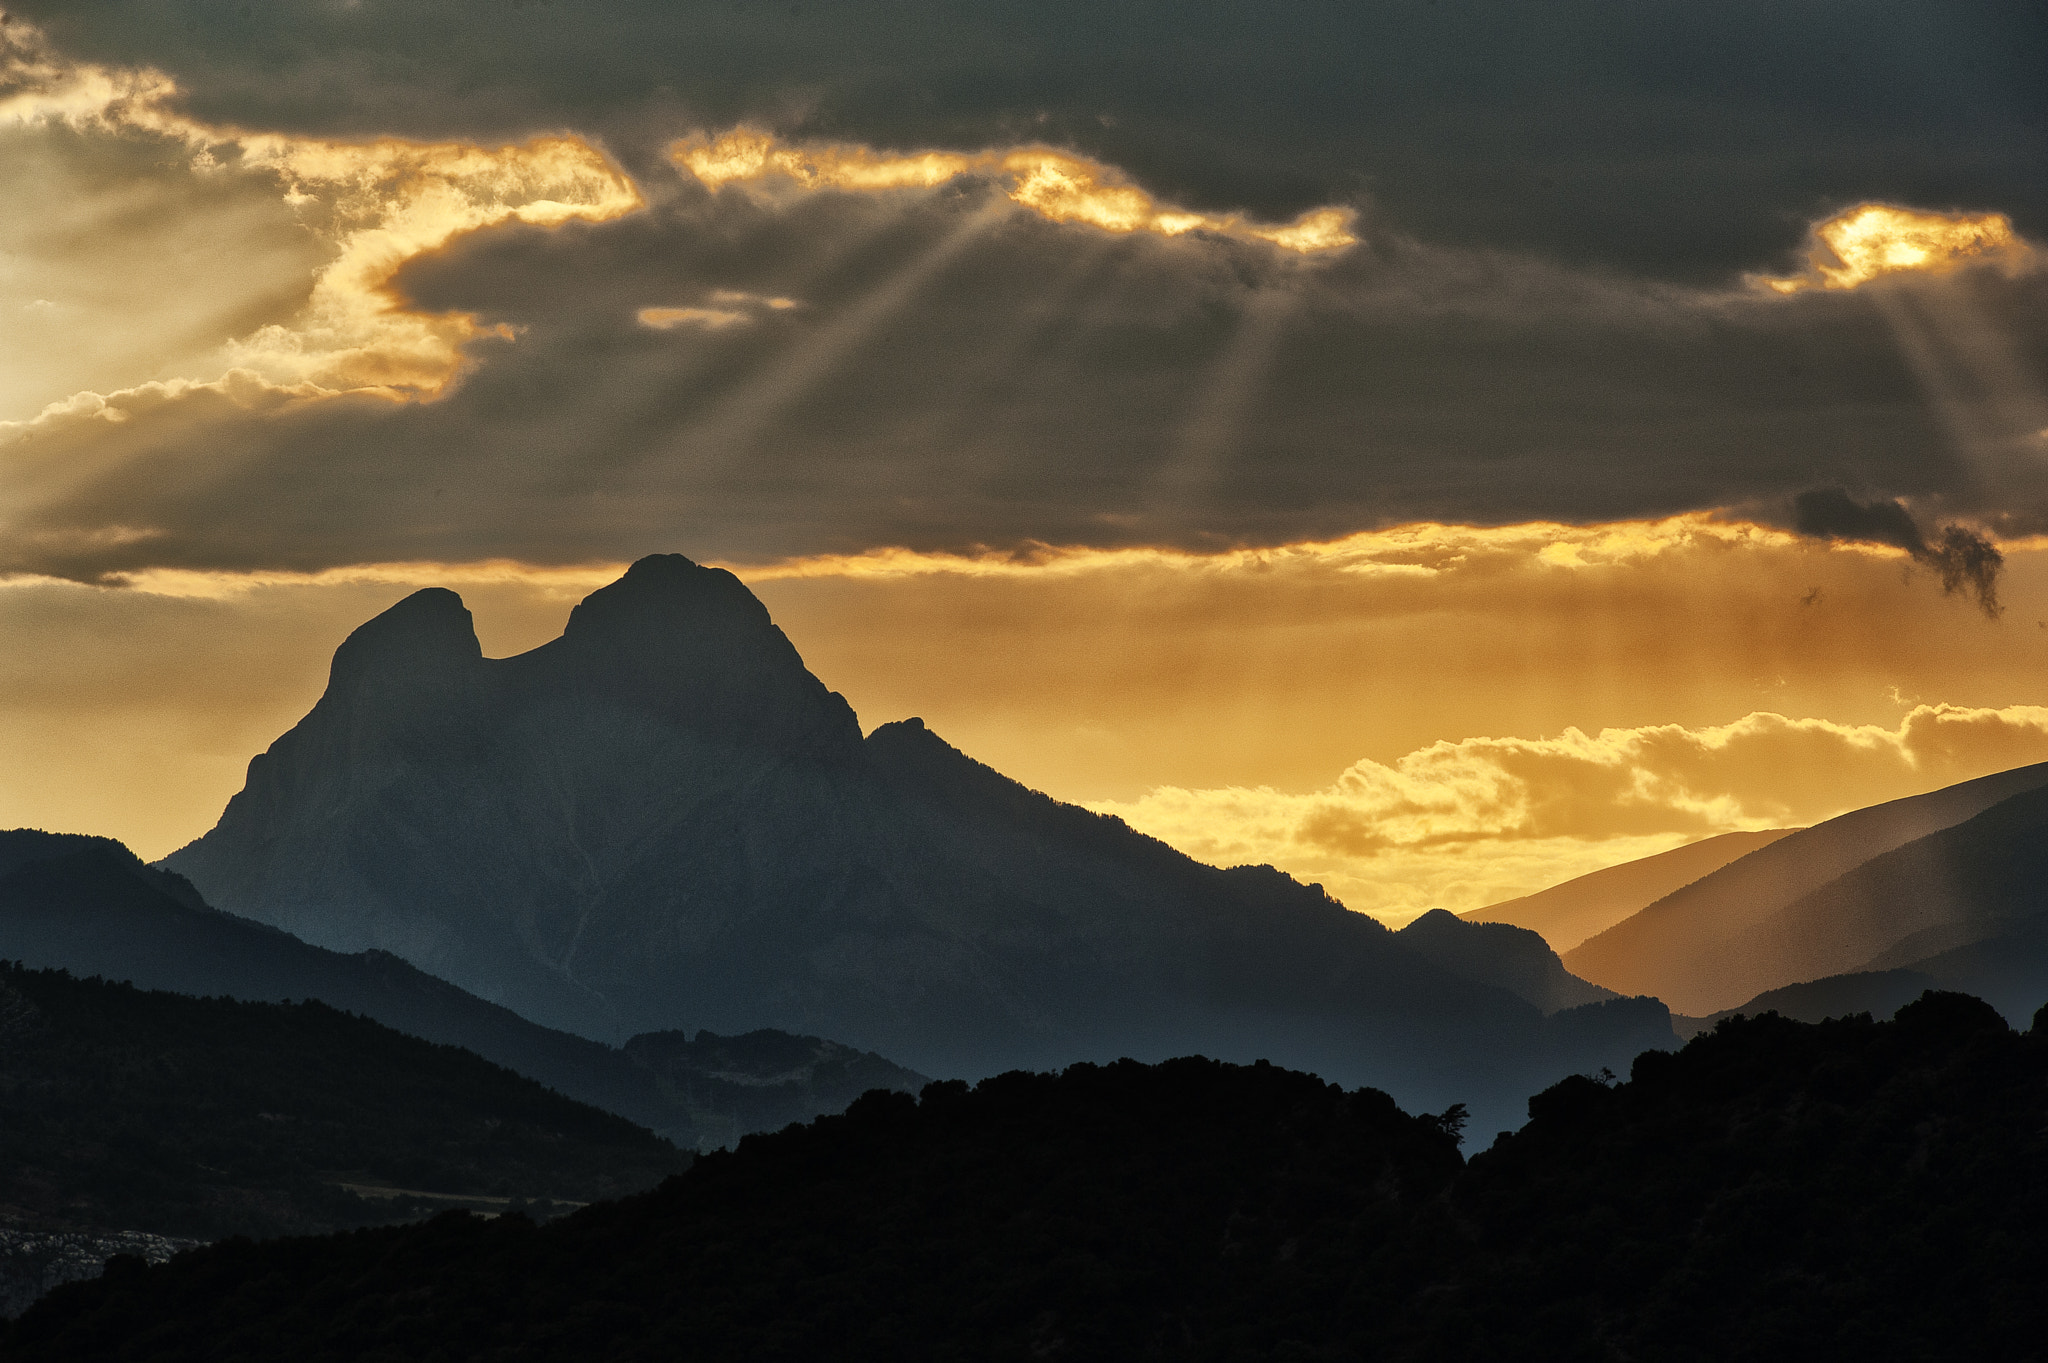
329,587,481,682
562,554,772,647
540,555,861,755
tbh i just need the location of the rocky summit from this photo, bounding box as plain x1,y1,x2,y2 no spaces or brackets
167,555,1668,1125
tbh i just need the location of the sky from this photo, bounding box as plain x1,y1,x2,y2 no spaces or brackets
2,0,2045,922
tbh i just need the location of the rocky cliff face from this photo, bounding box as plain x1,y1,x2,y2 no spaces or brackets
167,555,1672,1125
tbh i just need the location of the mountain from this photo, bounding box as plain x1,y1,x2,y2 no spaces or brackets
1874,925,2048,1029
17,996,2048,1362
1563,760,2048,1013
1732,782,2048,1023
0,831,924,1148
1394,909,1617,1013
1671,969,1940,1039
164,554,1673,1128
0,961,689,1315
1662,784,2048,1035
1460,828,1796,952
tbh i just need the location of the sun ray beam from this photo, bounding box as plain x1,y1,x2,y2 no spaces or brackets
1154,284,1299,508
914,234,1127,466
670,197,1012,468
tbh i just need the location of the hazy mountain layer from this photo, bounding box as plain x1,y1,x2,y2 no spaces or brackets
166,555,1674,1125
1714,782,2048,1018
19,996,2048,1362
1672,969,1941,1040
1564,761,2048,1013
0,831,923,1148
1462,828,1796,952
1661,781,2048,1035
1395,909,1617,1014
0,963,687,1246
1876,926,2048,1029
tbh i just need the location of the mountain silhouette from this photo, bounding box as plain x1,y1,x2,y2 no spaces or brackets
1461,828,1795,952
166,554,1673,1127
1395,909,1617,1013
0,830,922,1148
1564,760,2048,1013
1673,968,1941,1039
1725,782,2048,1024
0,962,685,1232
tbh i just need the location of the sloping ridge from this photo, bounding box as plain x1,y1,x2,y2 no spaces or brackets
0,831,681,1135
1397,910,1618,1013
1727,782,2048,1025
1463,829,1796,953
1565,760,2048,1014
1674,970,1941,1039
165,554,1675,1126
2,831,935,1149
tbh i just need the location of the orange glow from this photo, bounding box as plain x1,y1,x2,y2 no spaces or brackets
56,558,631,601
730,519,2048,920
678,127,973,192
733,513,1807,582
1089,703,2048,922
5,524,2047,896
673,128,1358,255
1758,203,2035,293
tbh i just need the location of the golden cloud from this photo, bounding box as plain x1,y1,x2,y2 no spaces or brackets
736,512,1808,582
672,127,1359,255
636,291,800,331
1755,203,2036,294
221,135,640,394
1,18,640,410
1091,704,2048,922
637,306,752,330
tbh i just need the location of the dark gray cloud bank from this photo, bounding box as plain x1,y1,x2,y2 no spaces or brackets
4,0,2046,580
18,0,2045,279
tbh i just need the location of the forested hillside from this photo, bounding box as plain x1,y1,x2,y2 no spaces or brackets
16,992,2047,1360
0,965,687,1245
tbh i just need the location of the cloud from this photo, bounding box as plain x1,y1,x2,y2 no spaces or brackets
2,19,2046,587
675,128,1358,254
1,17,639,410
1092,704,2048,920
1792,488,2003,616
1754,204,2038,294
10,0,2044,288
638,306,750,330
12,143,2042,582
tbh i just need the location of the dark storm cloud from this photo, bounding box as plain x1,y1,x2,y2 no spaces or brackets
1792,487,1925,553
9,163,2044,583
10,0,2045,282
1791,487,2005,616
